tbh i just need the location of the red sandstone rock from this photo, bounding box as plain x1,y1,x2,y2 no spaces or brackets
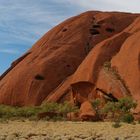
79,101,96,121
0,11,140,119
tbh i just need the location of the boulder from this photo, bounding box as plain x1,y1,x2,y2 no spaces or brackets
79,101,96,121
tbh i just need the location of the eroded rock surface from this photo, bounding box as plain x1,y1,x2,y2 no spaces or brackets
0,11,140,119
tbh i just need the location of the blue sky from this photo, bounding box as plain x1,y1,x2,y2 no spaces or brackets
0,0,140,74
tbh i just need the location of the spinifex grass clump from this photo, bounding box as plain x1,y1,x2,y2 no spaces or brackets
0,102,79,121
40,101,79,120
0,105,41,119
41,102,59,112
58,101,79,117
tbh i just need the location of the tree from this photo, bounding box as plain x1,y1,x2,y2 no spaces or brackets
102,97,137,124
91,99,101,119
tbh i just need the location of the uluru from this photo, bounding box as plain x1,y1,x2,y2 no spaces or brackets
0,11,140,118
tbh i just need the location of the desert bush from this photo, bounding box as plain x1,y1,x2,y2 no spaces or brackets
0,102,77,121
0,105,17,118
0,105,41,119
102,97,137,124
91,99,101,116
121,113,134,123
102,101,117,120
92,99,101,110
41,102,59,112
15,106,40,118
58,101,79,117
39,102,79,121
117,97,137,113
91,99,107,121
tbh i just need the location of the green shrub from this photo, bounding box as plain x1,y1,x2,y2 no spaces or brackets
102,102,117,113
117,97,137,113
41,102,59,112
92,99,101,110
0,102,78,121
91,99,101,117
102,97,137,124
121,113,134,123
101,101,118,121
15,106,40,118
58,101,79,117
0,105,41,119
0,105,17,118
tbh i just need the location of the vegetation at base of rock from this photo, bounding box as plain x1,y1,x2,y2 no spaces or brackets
58,102,79,117
0,102,79,121
102,97,137,124
41,101,79,120
91,97,137,127
0,105,40,119
91,99,101,119
121,113,134,123
91,99,101,110
0,97,137,125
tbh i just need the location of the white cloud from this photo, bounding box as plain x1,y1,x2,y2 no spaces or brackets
0,0,139,49
0,0,139,50
56,0,140,13
0,0,140,74
0,49,20,54
0,0,78,57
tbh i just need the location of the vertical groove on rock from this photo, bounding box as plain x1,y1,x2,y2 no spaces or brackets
92,32,130,84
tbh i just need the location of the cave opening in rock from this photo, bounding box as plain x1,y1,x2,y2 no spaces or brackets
71,82,94,108
62,28,67,32
35,74,45,80
89,28,100,35
93,24,101,28
66,64,71,68
106,27,115,33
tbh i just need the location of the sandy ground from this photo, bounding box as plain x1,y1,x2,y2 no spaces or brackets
0,120,140,140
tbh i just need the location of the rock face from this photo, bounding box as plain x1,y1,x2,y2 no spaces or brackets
0,11,140,116
79,101,96,121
